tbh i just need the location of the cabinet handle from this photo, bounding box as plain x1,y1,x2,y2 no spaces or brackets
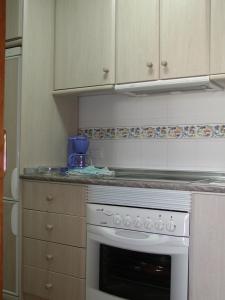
103,68,109,74
46,195,53,201
45,283,53,290
45,224,54,231
161,60,168,67
46,254,54,261
147,62,153,68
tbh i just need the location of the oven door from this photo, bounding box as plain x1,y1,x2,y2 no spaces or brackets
86,224,189,300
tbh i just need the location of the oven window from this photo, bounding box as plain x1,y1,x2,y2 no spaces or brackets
99,244,171,300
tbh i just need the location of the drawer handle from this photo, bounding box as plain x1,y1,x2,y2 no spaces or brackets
46,195,53,201
45,283,53,290
45,224,54,231
46,254,53,261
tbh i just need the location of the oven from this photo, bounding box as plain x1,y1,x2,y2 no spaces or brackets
86,186,191,300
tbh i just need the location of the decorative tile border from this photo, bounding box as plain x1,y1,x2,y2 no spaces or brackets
79,124,225,140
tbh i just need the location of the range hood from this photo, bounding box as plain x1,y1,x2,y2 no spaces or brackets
114,76,224,96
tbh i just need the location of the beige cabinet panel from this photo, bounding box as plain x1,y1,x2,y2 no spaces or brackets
23,209,49,240
23,266,50,299
116,0,159,83
160,0,210,79
3,201,17,293
23,210,86,247
23,181,86,216
4,56,20,199
189,193,225,300
47,242,86,278
23,294,48,300
49,272,85,300
6,0,23,40
210,0,225,74
55,0,115,90
47,213,86,247
23,238,48,270
23,267,85,300
23,237,86,278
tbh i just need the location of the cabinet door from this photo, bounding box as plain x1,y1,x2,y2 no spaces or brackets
210,0,225,74
189,193,225,300
6,0,23,40
54,0,115,90
116,0,159,84
160,0,210,79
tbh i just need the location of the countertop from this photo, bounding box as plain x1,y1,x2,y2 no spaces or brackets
20,168,225,193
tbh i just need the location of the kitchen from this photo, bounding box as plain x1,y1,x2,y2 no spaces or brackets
3,0,225,300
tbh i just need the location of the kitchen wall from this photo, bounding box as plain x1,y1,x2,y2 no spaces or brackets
79,90,225,171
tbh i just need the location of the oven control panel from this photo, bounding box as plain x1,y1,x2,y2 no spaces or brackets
87,204,189,237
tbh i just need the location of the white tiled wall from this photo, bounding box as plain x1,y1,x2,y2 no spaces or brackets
79,91,225,171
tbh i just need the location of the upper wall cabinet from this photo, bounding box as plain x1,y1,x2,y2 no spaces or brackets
54,0,115,90
116,0,159,84
116,0,210,84
54,0,212,91
160,0,210,79
6,0,23,41
210,0,225,74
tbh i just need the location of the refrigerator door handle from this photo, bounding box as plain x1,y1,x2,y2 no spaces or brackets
11,203,18,236
11,168,18,200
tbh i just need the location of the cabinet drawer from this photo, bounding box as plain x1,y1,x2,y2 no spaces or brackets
23,181,86,216
23,210,86,247
23,237,86,278
49,271,85,300
23,266,50,299
23,266,85,300
23,210,49,241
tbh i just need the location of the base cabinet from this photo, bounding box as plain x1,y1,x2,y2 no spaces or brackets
22,181,87,300
189,193,225,300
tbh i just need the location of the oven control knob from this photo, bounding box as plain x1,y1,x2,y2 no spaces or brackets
113,214,122,225
123,215,132,227
166,220,176,232
134,217,142,228
144,218,153,230
155,220,164,231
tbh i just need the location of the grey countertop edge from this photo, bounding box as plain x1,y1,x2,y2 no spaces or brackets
20,174,225,193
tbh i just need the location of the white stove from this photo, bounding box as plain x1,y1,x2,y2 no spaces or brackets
86,185,191,300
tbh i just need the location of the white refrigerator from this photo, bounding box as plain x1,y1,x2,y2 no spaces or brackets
3,47,21,300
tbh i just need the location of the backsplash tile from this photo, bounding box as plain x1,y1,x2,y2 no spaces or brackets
79,91,225,171
79,124,225,140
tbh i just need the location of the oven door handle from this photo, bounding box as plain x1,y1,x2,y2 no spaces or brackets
87,225,189,255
